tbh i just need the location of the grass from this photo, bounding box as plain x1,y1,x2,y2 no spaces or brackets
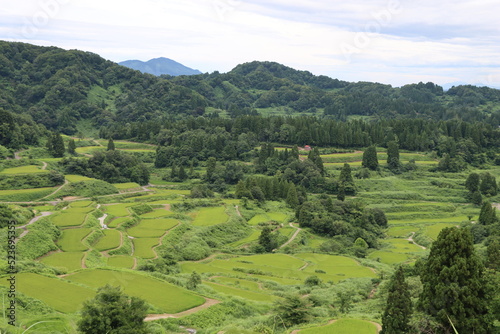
112,182,141,189
387,226,417,237
64,269,205,313
107,255,135,269
383,238,426,253
57,228,92,252
0,273,95,313
70,200,94,207
424,223,461,240
94,229,122,251
299,319,378,334
192,206,229,226
127,218,178,238
65,174,97,182
0,165,49,174
133,238,160,258
368,250,409,265
229,229,261,247
247,212,288,225
204,281,276,302
212,276,262,291
40,252,84,272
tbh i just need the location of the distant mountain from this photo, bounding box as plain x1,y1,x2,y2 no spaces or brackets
119,57,202,76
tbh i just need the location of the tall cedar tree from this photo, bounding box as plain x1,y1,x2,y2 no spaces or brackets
381,266,412,334
67,138,76,155
51,133,65,157
286,183,299,208
386,141,400,170
478,202,497,225
107,138,115,151
339,163,356,195
307,148,325,175
77,285,148,334
362,145,378,170
480,172,498,196
258,226,277,252
273,294,312,327
465,173,480,193
419,227,494,334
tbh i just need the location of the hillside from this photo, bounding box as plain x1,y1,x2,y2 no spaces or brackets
119,57,202,76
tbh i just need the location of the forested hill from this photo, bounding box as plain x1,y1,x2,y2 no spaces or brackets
1,40,500,140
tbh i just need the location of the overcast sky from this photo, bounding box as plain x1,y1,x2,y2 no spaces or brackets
1,0,499,87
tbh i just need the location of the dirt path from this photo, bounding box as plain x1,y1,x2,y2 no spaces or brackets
298,262,309,271
41,161,48,170
493,203,500,210
98,213,108,229
35,249,62,261
370,321,382,332
234,205,242,217
194,253,218,263
40,179,69,200
279,223,301,249
406,232,427,250
81,251,88,269
14,150,24,160
15,211,53,241
144,297,220,321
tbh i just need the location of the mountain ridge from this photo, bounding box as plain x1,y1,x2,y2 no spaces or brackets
119,57,202,76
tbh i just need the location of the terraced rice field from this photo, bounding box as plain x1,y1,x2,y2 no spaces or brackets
112,182,141,189
140,208,173,218
192,206,229,226
127,218,178,238
93,229,122,251
70,200,94,207
247,212,288,225
40,252,84,272
133,238,160,258
103,203,132,216
0,165,49,174
229,229,261,247
108,217,132,228
63,269,205,313
107,255,135,269
51,208,91,227
0,187,55,201
65,174,97,182
204,281,276,302
0,273,94,313
57,228,92,252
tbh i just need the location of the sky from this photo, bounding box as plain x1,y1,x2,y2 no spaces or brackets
1,0,500,88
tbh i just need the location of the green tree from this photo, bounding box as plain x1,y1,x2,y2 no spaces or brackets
286,183,299,208
480,172,498,196
465,172,480,193
107,138,115,151
471,190,483,206
67,139,76,155
51,133,65,157
338,163,356,196
186,271,202,290
273,294,312,327
486,237,500,270
381,266,412,334
206,157,216,181
77,285,148,334
478,202,497,225
419,227,493,334
178,165,188,181
258,226,277,252
362,145,378,170
386,141,400,171
336,291,354,314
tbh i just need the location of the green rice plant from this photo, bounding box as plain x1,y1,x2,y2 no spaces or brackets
424,223,460,240
127,218,178,238
229,229,261,247
299,319,378,334
140,208,174,218
108,217,132,228
107,255,135,269
65,174,97,182
387,226,418,238
204,281,276,303
0,187,55,201
133,238,160,258
40,251,84,272
0,273,95,313
367,250,409,264
192,206,229,226
383,238,427,253
112,182,141,189
57,228,92,252
0,165,49,174
103,203,133,217
70,200,94,207
50,211,88,227
64,269,205,313
247,212,288,226
212,277,262,291
93,229,122,251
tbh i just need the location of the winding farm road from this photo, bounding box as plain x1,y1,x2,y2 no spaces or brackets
15,211,53,241
278,223,301,249
406,232,427,250
144,297,220,321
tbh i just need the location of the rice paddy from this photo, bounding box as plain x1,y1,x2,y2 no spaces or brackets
93,229,122,251
0,165,49,174
57,228,92,252
192,206,229,226
127,218,178,238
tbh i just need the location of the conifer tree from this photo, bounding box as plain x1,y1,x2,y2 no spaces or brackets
381,266,412,334
258,226,277,252
465,172,480,193
386,141,400,171
206,157,216,181
362,145,378,170
51,132,65,157
480,172,498,196
339,163,356,196
419,227,493,334
67,138,76,155
286,183,299,208
178,165,188,181
478,202,497,225
107,138,115,151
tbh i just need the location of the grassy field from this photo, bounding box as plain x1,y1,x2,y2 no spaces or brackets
94,229,122,251
212,276,262,291
299,319,378,334
127,218,178,238
0,273,95,313
140,208,173,218
40,252,84,272
229,229,261,247
192,206,229,226
57,228,92,252
0,165,49,174
107,255,135,269
368,250,411,265
70,200,94,207
247,212,288,225
133,238,160,258
112,182,141,189
63,269,205,313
